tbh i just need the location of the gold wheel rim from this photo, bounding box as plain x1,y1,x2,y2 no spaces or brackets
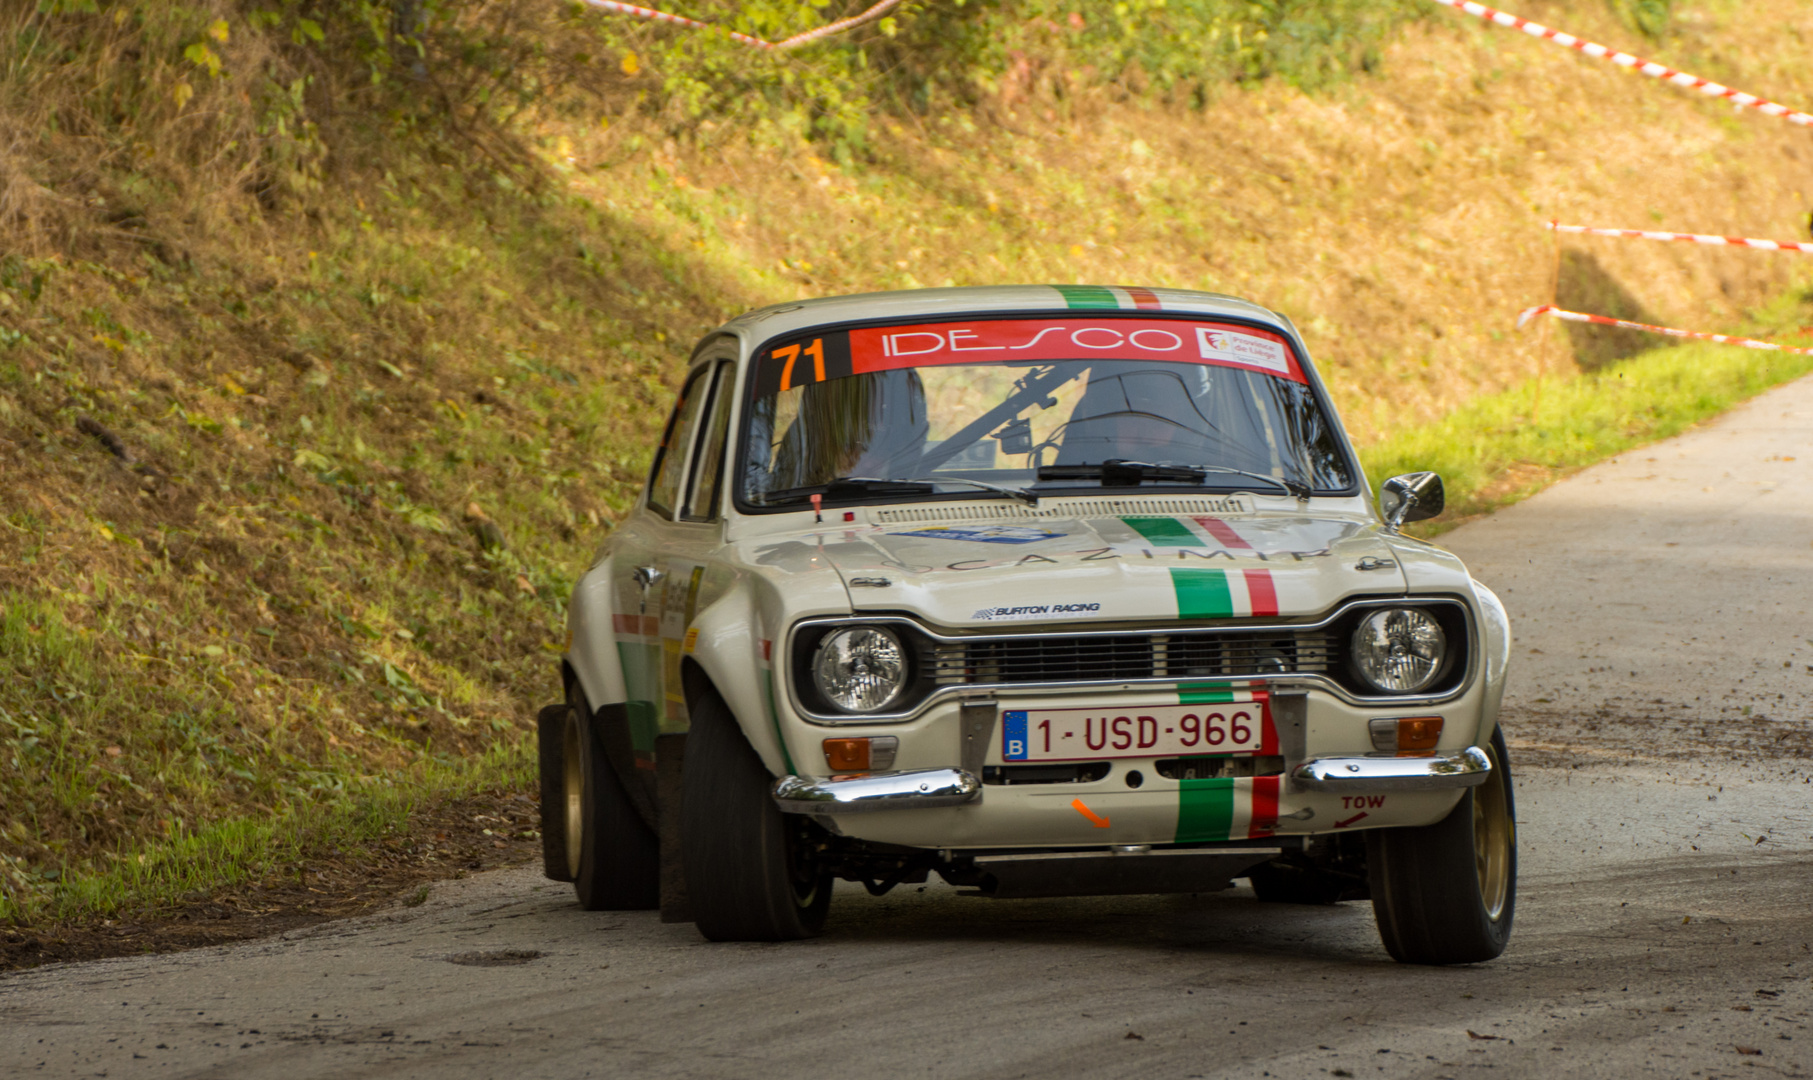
563,709,584,878
1472,740,1512,921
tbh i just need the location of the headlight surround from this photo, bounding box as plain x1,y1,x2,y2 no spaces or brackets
1350,608,1447,693
811,627,909,713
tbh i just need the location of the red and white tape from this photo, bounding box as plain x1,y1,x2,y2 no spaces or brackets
1430,0,1813,128
576,0,902,50
1550,222,1813,254
1516,305,1813,356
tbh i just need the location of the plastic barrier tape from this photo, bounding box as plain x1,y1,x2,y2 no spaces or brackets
1549,222,1813,254
1516,305,1813,356
1430,0,1813,128
575,0,902,51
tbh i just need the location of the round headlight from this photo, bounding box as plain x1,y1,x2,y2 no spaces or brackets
1350,608,1447,693
812,627,908,713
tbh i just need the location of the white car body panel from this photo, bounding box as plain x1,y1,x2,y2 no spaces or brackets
561,285,1507,851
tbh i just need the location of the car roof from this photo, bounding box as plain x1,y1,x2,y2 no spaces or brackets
713,285,1289,353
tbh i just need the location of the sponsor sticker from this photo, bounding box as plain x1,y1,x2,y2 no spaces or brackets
894,525,1063,545
1196,327,1290,375
971,602,1102,622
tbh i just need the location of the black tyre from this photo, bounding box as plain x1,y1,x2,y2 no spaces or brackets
568,695,660,911
537,703,575,882
1366,726,1516,965
1248,861,1346,905
681,691,831,942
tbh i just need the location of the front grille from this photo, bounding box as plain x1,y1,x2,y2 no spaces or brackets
923,627,1336,687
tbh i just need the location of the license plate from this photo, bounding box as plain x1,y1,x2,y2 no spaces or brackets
1001,697,1274,763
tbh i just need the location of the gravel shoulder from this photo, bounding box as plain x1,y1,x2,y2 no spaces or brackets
4,377,1813,1079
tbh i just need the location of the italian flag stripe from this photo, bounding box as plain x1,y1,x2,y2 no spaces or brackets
1123,516,1199,546
1191,516,1252,549
1171,568,1234,618
1122,286,1163,310
1054,285,1120,310
1169,567,1278,619
1053,285,1166,311
1175,776,1280,842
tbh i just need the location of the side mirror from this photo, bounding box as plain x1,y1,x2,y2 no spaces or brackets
1379,472,1444,529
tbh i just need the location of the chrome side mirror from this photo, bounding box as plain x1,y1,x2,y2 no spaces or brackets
1379,472,1445,530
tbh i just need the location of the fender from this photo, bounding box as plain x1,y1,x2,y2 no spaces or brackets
1470,576,1512,744
565,553,627,713
684,586,799,778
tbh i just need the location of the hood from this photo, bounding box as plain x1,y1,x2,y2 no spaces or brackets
797,511,1406,627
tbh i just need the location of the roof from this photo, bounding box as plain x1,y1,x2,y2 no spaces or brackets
714,285,1288,349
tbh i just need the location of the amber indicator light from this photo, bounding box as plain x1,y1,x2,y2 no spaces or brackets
1396,716,1444,754
823,737,872,773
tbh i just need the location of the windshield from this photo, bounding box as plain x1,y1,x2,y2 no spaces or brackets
739,315,1354,507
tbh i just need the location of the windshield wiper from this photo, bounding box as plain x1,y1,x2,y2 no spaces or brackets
760,478,936,505
1038,460,1310,501
861,476,1040,506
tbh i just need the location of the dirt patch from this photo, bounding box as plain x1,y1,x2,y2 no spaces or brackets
0,788,542,973
1504,700,1813,772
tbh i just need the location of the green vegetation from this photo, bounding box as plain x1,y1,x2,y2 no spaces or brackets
0,0,1807,927
1365,292,1813,531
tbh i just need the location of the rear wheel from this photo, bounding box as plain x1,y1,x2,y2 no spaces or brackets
682,691,830,941
537,704,574,882
1366,727,1516,965
568,696,660,911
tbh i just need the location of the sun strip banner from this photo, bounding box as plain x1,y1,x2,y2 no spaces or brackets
1550,222,1813,255
1516,305,1813,356
575,0,902,51
1429,0,1813,129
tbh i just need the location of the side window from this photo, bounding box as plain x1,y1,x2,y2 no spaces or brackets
683,362,736,522
646,367,711,519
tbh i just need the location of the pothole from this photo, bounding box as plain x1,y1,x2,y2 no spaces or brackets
443,949,543,967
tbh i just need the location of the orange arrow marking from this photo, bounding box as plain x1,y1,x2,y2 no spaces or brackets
1071,798,1111,829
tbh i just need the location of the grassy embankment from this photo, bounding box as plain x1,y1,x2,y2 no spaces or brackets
3,0,1812,925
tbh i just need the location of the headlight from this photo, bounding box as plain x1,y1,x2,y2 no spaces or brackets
812,627,908,713
1350,608,1447,693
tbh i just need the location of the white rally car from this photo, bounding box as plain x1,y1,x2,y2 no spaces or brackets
538,285,1515,965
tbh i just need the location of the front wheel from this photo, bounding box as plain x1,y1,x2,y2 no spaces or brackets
1365,726,1516,965
681,691,831,942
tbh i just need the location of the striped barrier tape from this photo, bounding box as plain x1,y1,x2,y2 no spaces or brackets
1429,0,1813,129
1515,304,1813,356
1548,222,1813,254
575,0,902,50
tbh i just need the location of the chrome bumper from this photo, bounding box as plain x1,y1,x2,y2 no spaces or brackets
772,768,982,815
1292,747,1491,793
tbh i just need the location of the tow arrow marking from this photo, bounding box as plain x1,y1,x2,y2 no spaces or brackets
1334,812,1369,829
1071,798,1111,829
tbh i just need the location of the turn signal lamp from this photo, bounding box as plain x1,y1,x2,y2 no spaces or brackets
1367,716,1443,755
822,736,899,774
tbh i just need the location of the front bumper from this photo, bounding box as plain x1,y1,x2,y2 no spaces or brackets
1291,746,1491,793
772,768,982,815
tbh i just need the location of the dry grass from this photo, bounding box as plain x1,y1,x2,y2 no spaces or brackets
4,0,1813,921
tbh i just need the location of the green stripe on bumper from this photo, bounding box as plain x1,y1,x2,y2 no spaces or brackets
1054,284,1119,310
1179,684,1238,705
1176,777,1236,842
1170,568,1234,619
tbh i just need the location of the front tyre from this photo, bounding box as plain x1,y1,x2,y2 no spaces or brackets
568,696,660,911
681,691,831,942
1365,727,1516,965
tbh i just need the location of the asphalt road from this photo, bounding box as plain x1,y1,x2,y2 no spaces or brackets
5,377,1813,1080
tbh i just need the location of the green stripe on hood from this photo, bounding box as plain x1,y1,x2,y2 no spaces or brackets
1122,516,1197,546
1170,568,1234,619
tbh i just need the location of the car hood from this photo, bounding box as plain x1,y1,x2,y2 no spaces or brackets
792,511,1407,627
